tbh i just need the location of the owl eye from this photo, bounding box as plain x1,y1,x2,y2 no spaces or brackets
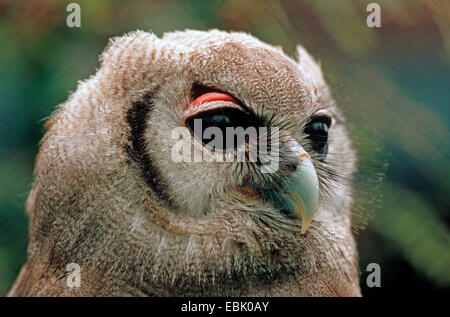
185,107,255,151
304,115,331,157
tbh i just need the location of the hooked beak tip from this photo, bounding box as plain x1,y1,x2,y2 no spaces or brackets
281,142,319,234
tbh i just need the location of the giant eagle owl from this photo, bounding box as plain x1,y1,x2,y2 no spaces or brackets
9,30,360,296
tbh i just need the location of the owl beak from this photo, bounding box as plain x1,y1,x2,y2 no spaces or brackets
280,142,319,234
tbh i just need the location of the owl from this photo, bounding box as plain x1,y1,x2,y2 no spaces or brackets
9,29,360,296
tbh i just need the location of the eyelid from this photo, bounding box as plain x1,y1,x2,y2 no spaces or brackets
310,109,333,127
183,101,244,124
190,92,238,110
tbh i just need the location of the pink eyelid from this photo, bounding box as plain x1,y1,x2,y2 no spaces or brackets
189,92,238,110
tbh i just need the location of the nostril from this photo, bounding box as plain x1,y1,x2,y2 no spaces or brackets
286,162,298,173
282,152,300,173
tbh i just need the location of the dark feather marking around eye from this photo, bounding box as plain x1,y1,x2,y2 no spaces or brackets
126,90,174,207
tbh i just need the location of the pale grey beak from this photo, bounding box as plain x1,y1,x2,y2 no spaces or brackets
277,140,319,234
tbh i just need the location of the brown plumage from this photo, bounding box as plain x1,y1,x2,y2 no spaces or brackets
9,30,360,296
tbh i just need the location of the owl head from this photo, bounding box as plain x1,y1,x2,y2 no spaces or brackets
15,30,359,296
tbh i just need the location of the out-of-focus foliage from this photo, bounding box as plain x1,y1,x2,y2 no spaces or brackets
0,0,448,296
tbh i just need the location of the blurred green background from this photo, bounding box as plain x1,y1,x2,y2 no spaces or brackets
0,0,448,296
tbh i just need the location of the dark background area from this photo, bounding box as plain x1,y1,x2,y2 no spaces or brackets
0,0,448,296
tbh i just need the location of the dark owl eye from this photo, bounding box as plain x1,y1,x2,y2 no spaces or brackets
185,107,255,151
304,116,331,157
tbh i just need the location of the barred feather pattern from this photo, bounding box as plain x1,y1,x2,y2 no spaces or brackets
9,30,360,297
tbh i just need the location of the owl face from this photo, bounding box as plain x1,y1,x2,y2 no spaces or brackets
124,31,355,230
22,30,360,296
